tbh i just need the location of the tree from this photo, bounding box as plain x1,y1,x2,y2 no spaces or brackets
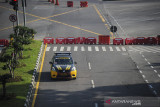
0,74,12,98
11,26,37,58
2,54,19,78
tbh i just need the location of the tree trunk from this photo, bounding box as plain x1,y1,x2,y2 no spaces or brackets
2,81,6,98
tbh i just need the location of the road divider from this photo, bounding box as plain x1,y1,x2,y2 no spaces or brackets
113,38,123,45
0,39,9,47
80,1,88,7
43,35,160,45
67,1,73,7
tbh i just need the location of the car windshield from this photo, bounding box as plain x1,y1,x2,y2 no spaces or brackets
54,57,73,64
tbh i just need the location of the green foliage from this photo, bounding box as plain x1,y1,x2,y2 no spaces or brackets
0,74,12,82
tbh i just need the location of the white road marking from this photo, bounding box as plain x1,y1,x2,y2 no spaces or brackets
81,46,85,51
148,85,153,89
137,66,139,69
147,62,151,65
109,46,113,51
139,46,160,53
88,62,91,70
53,47,57,51
91,80,95,88
46,47,50,51
153,90,157,95
95,103,98,107
147,46,160,51
142,75,146,78
74,46,78,51
129,46,141,52
116,47,121,51
91,80,94,85
67,46,71,51
121,47,126,51
151,66,154,68
88,46,92,51
158,74,160,78
95,46,99,51
154,70,157,73
144,58,148,61
102,46,106,51
60,46,64,51
145,80,149,83
142,55,145,57
139,70,142,74
135,47,151,52
0,50,1,53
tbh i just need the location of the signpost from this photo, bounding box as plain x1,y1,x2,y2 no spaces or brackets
110,26,117,38
9,14,17,22
110,26,117,33
9,14,17,29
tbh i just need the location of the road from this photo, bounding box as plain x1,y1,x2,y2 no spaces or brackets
0,0,160,107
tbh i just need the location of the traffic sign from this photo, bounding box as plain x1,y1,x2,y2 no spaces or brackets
9,14,17,22
110,26,117,33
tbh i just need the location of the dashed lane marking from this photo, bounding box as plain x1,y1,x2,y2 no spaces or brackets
91,80,95,88
151,66,154,68
154,70,158,73
88,62,91,70
147,62,151,65
158,74,160,78
145,80,149,83
144,58,148,61
148,85,153,89
139,70,142,74
142,75,146,79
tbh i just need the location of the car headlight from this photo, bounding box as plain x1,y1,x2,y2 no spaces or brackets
71,67,76,71
52,67,56,71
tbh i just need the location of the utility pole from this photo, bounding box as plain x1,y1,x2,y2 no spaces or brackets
22,0,26,26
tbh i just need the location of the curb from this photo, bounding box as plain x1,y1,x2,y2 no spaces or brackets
24,42,44,107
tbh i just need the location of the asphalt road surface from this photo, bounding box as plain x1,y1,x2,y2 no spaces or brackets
0,0,160,107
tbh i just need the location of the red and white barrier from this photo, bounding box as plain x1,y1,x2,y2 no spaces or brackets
113,38,123,45
43,37,54,44
85,37,97,44
66,37,76,44
56,37,66,44
76,37,85,44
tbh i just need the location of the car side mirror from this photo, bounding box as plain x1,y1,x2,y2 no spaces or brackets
49,62,53,64
74,62,77,64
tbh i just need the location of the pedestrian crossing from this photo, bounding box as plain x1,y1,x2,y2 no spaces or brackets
46,46,127,52
46,45,160,53
129,46,160,53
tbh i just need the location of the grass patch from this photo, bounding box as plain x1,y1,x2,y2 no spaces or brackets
0,40,42,107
